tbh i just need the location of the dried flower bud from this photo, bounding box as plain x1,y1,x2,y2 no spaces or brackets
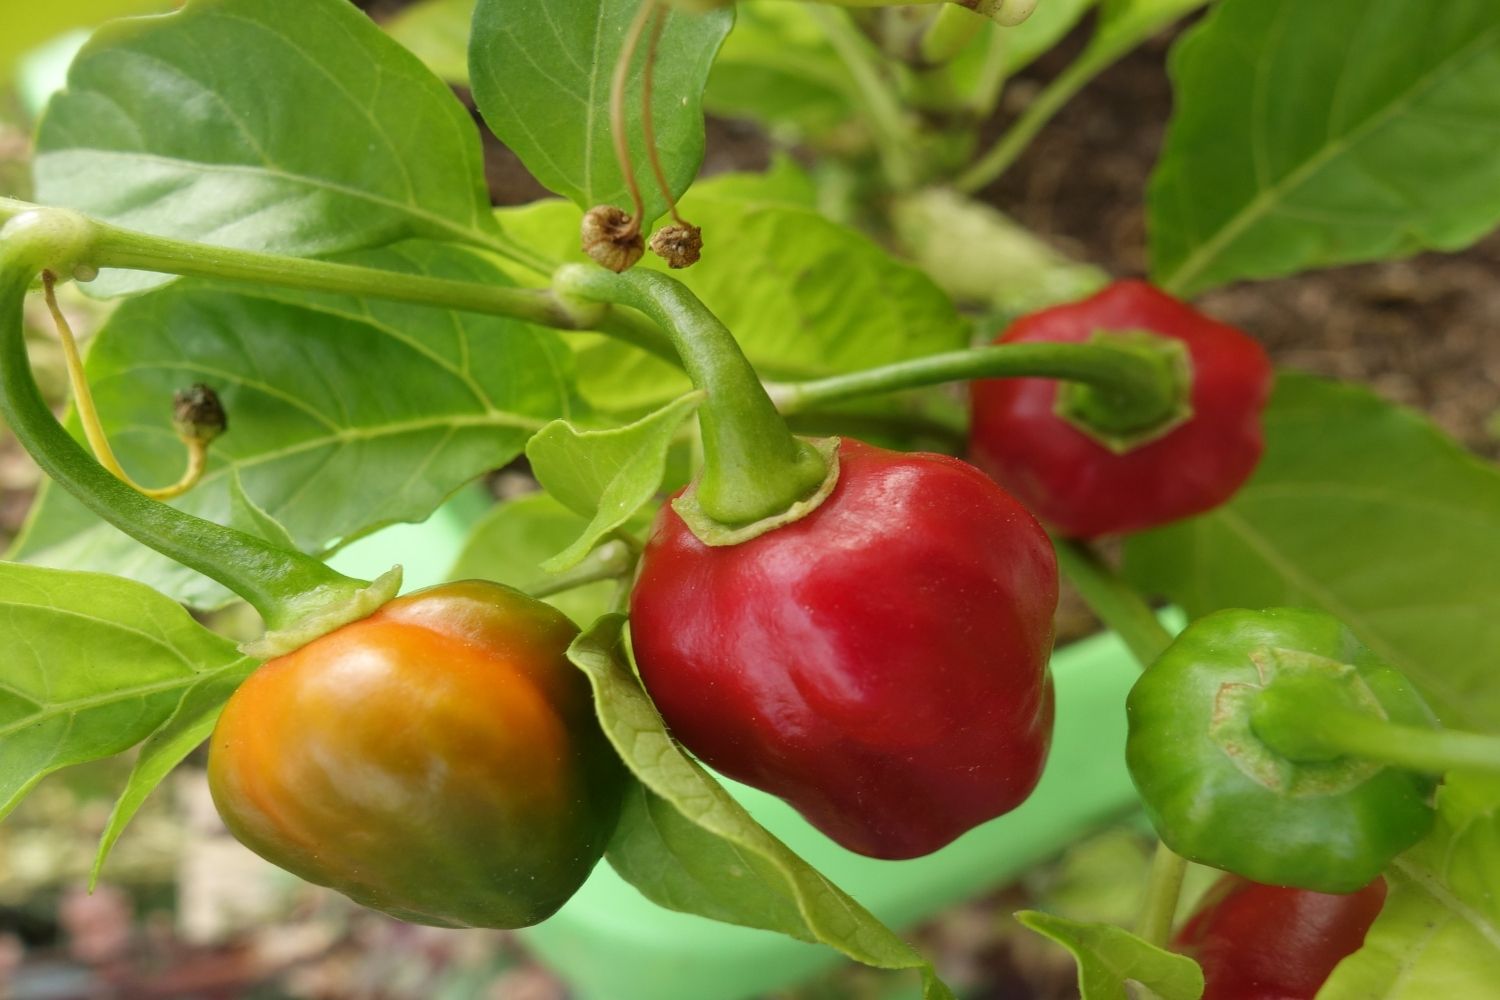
648,223,703,269
581,205,645,273
173,383,227,444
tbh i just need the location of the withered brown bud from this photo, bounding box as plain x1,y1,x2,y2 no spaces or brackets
172,383,227,444
648,223,703,269
581,205,645,273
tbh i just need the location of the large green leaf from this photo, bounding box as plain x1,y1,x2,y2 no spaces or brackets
496,169,969,413
1125,374,1500,731
0,562,254,822
10,242,575,608
567,616,955,999
469,0,733,225
1016,911,1204,1000
34,0,502,296
1151,0,1500,295
1319,773,1500,998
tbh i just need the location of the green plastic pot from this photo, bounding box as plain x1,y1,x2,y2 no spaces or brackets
331,494,1147,1000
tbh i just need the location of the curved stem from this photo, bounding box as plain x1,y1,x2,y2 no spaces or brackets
1053,539,1174,668
555,264,829,529
767,339,1183,430
44,273,209,501
0,244,371,634
640,4,689,228
1135,841,1189,947
611,0,658,232
1254,697,1500,777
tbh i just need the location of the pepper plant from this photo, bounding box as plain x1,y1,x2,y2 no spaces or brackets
2,0,1500,997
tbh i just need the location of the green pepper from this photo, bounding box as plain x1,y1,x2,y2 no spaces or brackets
1126,607,1437,892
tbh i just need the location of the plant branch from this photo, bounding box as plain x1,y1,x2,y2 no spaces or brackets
1052,538,1174,668
1134,841,1189,948
0,198,678,363
765,339,1183,430
803,5,920,190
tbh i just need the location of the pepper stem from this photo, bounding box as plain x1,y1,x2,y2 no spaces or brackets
554,264,831,536
1252,675,1500,776
1052,539,1175,668
1134,842,1189,947
768,338,1186,433
1,213,398,655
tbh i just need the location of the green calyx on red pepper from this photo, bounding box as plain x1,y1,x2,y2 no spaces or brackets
1127,607,1439,893
1053,329,1194,452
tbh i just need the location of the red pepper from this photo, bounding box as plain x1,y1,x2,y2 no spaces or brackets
629,438,1058,859
969,281,1273,538
1174,875,1387,1000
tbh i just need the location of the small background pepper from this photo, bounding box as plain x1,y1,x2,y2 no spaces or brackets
629,437,1059,860
1175,874,1388,1000
969,280,1273,538
209,580,626,929
1127,607,1437,893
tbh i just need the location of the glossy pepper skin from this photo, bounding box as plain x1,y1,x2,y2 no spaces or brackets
1175,875,1387,1000
969,280,1273,538
208,581,626,929
1127,608,1436,893
629,438,1059,860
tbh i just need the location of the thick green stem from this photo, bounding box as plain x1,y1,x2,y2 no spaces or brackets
1053,539,1174,668
1135,841,1189,947
766,339,1183,428
0,198,677,364
1253,683,1500,777
555,264,830,531
0,216,386,643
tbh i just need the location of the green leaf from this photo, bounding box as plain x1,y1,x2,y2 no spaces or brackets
226,469,296,549
567,616,956,1000
10,242,575,608
1151,0,1500,295
1016,910,1204,1000
90,667,245,885
34,0,503,296
0,561,255,822
448,492,645,626
385,0,475,85
469,0,733,225
1319,772,1500,998
1125,374,1500,731
526,392,701,572
497,171,969,413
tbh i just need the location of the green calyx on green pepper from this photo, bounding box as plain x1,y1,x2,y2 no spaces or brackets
1126,607,1438,893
